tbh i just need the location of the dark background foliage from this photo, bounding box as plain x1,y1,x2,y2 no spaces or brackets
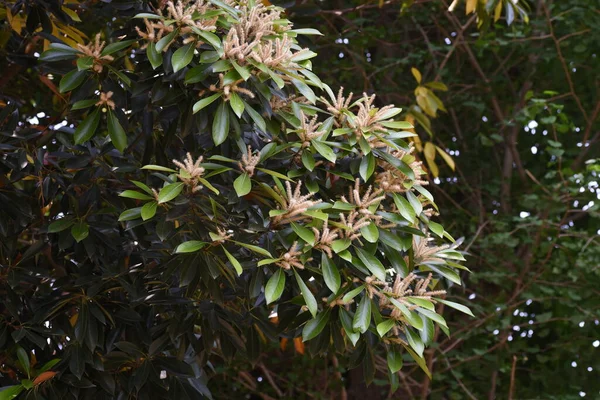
1,0,600,399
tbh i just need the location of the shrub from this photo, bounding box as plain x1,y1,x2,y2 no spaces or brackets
0,0,470,398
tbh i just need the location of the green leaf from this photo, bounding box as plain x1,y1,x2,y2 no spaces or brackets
147,42,163,69
291,222,315,245
0,385,24,400
311,140,336,163
223,246,243,275
120,190,153,200
175,240,207,254
172,43,195,72
265,269,285,304
321,253,341,293
360,222,379,243
157,182,184,204
20,380,33,390
155,29,178,52
194,29,221,50
133,13,162,19
387,349,403,373
435,298,474,316
418,308,448,328
353,294,372,334
420,314,435,345
71,99,98,111
141,202,158,221
71,222,89,243
292,79,316,103
406,191,423,216
405,328,424,357
404,346,431,378
101,39,136,56
229,92,245,118
233,173,251,197
393,194,416,223
290,28,323,35
380,120,414,129
354,247,386,281
74,108,101,145
16,347,30,377
302,310,330,342
406,297,435,311
294,270,317,318
76,56,93,71
48,218,75,233
212,101,230,146
331,238,351,253
59,70,87,93
339,309,360,346
131,181,153,195
107,110,127,152
342,285,364,304
359,153,376,181
142,165,177,173
390,298,423,330
38,358,61,373
301,151,315,171
242,101,266,132
231,60,251,81
193,93,221,114
377,319,396,337
118,207,142,221
234,241,273,258
428,221,444,237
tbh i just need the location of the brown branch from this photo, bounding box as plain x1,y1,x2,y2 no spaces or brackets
508,355,517,400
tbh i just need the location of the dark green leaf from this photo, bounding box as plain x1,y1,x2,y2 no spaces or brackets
353,294,372,334
294,270,317,318
302,310,330,342
321,252,341,293
71,221,89,243
107,110,127,152
172,43,195,72
59,70,87,93
354,247,386,281
74,108,101,145
212,101,230,146
265,269,285,305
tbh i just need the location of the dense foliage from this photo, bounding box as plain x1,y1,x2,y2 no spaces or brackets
2,0,599,399
0,0,473,399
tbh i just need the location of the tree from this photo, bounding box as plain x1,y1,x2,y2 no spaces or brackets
0,1,471,399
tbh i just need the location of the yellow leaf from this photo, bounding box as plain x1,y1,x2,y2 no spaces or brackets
466,0,477,15
426,158,439,177
424,142,436,163
6,8,23,35
69,313,78,327
436,145,456,171
61,6,81,22
411,67,422,84
494,0,503,22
